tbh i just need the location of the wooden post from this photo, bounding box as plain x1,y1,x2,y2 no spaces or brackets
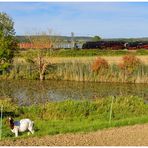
109,96,114,125
0,105,3,140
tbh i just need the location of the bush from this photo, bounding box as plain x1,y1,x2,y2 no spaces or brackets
118,55,142,76
91,57,109,73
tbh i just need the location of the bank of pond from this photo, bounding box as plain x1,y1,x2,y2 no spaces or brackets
1,95,148,139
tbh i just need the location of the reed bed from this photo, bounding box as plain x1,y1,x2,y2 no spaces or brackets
4,61,148,83
0,55,148,83
51,62,148,83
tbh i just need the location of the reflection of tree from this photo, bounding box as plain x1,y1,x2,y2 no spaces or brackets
20,81,50,105
0,81,13,98
36,81,49,104
0,80,50,105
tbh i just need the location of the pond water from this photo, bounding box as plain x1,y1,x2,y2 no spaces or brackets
0,80,148,106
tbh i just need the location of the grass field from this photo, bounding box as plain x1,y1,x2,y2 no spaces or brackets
16,49,148,58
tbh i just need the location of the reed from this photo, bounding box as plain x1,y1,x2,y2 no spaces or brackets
46,59,148,83
0,56,147,83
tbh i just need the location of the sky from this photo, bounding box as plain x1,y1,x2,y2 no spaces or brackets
1,2,148,38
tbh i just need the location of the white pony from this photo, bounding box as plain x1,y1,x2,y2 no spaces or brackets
8,117,34,137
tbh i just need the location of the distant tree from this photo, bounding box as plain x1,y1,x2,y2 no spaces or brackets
92,36,101,42
0,12,17,73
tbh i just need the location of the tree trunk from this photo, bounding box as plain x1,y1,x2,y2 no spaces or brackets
40,73,45,81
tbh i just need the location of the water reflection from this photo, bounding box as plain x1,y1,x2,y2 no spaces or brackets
0,80,147,106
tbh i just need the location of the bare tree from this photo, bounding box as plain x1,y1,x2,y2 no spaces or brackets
26,29,59,81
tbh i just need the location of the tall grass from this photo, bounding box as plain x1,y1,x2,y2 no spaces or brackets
0,55,147,83
1,96,148,121
48,61,148,83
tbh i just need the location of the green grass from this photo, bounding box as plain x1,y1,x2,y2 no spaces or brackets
16,49,148,58
1,96,148,140
136,49,148,55
50,49,129,57
2,115,148,140
33,115,148,136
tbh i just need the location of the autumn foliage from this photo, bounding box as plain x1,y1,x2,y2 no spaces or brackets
118,55,142,75
92,57,109,73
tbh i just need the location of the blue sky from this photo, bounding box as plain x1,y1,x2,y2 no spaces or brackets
1,2,148,38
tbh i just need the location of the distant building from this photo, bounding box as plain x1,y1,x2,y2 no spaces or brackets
18,41,83,49
18,42,33,49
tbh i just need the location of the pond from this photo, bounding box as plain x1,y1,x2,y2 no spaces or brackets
0,80,148,106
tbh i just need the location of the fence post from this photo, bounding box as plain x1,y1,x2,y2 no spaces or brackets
0,105,3,140
109,96,114,125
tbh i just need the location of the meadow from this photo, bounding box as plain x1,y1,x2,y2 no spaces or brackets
16,49,148,57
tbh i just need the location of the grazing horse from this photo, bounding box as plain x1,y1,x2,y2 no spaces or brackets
8,117,34,137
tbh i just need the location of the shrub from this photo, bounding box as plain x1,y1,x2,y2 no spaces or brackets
118,55,142,76
91,57,109,73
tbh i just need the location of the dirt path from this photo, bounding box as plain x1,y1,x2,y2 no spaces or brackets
1,123,148,146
